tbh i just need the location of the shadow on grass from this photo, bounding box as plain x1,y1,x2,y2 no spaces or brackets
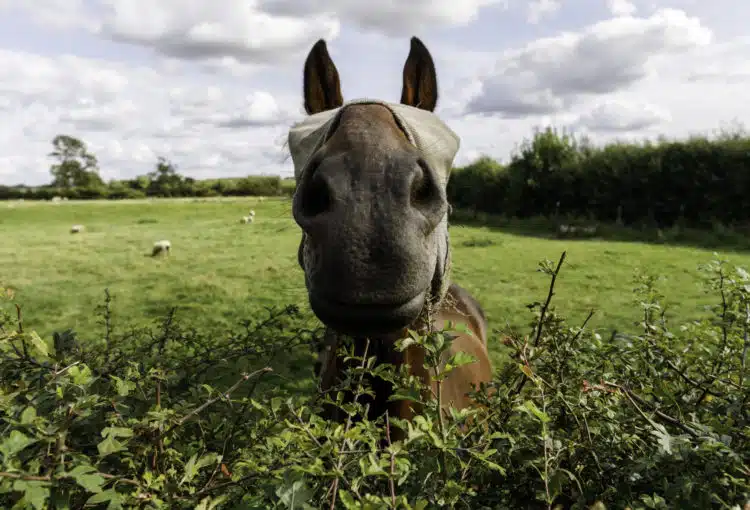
450,209,750,254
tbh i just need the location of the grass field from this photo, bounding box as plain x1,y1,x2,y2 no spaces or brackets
3,196,749,369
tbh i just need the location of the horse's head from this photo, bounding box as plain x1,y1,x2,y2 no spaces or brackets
289,37,459,337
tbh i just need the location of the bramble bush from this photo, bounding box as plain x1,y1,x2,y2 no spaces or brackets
1,254,748,509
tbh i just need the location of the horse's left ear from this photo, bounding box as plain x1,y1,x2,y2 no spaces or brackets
400,36,438,112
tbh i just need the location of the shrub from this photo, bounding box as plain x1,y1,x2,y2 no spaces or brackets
0,256,748,509
446,127,750,229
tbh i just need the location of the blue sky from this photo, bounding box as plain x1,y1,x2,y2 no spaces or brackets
0,0,748,185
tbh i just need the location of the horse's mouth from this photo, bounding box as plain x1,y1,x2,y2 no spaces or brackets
309,291,426,336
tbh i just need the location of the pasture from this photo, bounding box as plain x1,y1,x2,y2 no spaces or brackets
2,196,747,369
2,196,749,508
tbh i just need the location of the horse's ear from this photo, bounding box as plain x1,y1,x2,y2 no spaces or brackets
400,37,438,112
303,39,344,115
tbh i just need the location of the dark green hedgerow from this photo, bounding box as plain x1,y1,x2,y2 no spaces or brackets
0,255,748,509
447,126,750,229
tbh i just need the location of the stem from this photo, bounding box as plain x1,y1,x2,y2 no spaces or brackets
385,412,397,508
507,251,567,408
433,365,449,482
329,339,370,510
164,368,272,436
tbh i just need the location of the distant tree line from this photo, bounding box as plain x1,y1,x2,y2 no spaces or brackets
2,128,750,229
447,124,750,229
0,134,295,201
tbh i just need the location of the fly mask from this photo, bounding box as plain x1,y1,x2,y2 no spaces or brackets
288,98,461,314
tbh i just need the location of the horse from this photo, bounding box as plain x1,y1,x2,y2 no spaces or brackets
287,36,493,440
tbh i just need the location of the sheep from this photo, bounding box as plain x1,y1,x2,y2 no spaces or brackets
151,240,171,256
70,224,84,234
248,210,255,217
582,225,597,235
240,215,254,224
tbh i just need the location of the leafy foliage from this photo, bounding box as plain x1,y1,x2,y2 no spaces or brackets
447,125,750,228
7,126,750,228
0,255,749,509
48,135,103,190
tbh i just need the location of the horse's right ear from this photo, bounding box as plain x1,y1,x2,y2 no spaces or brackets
303,39,344,115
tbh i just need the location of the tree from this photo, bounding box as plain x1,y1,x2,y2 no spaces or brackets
48,135,103,188
147,157,184,196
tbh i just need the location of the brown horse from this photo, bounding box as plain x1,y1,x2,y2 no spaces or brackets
289,36,493,439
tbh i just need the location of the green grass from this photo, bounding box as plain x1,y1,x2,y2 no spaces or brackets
2,196,749,369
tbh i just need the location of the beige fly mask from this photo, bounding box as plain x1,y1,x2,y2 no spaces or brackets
287,99,461,311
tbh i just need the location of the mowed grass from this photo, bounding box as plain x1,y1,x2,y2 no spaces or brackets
3,196,750,368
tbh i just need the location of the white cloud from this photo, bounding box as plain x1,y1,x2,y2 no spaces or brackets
0,49,299,185
99,2,339,63
11,1,338,64
465,8,712,118
11,0,504,63
4,0,99,31
527,0,561,24
573,100,670,133
258,0,505,35
607,0,637,16
0,2,749,185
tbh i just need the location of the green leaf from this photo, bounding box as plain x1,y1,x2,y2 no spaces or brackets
26,331,49,358
337,490,358,510
12,480,49,510
110,376,135,397
442,351,477,375
516,400,550,423
180,452,220,486
67,364,93,386
97,435,125,457
651,424,672,454
275,475,314,509
86,488,124,509
359,453,387,477
19,406,37,425
67,465,105,493
271,397,283,414
195,495,228,510
101,427,133,439
0,430,38,457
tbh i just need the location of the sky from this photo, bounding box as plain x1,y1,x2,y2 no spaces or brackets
0,0,748,186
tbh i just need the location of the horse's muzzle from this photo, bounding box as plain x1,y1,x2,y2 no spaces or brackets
308,291,426,336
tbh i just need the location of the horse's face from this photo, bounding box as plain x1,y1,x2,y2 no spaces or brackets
290,38,456,337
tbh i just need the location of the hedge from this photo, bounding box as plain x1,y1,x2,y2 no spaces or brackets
0,176,296,201
3,126,750,230
1,255,748,508
447,127,750,229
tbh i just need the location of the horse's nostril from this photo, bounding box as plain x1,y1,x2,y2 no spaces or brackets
410,159,435,206
410,159,445,225
298,169,332,219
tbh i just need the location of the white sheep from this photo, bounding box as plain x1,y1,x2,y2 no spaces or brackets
70,224,84,234
151,240,171,256
240,215,254,224
248,210,255,217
